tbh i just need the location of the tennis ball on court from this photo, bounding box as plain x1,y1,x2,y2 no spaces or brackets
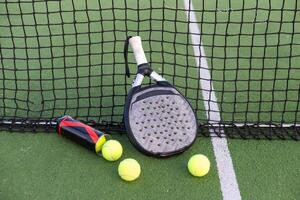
101,140,123,161
118,158,141,182
188,154,210,177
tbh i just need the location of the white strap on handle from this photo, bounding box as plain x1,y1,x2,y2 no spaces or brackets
129,36,148,65
129,36,166,86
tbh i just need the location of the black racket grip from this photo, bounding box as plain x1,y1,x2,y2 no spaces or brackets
56,116,106,153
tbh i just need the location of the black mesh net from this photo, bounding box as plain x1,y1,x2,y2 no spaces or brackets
0,0,299,139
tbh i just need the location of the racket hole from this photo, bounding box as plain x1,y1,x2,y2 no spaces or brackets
141,108,144,111
154,131,157,134
157,125,160,128
160,131,163,134
167,112,170,114
187,127,190,129
176,127,179,129
148,133,151,136
179,139,182,142
158,144,161,146
143,114,146,116
166,97,169,99
142,137,146,139
141,121,145,124
185,120,188,123
183,113,186,116
164,137,167,139
171,139,174,141
147,119,151,122
172,102,175,104
177,114,180,117
156,137,160,139
164,130,168,132
168,134,171,136
136,122,139,125
143,101,146,103
149,102,152,104
153,119,156,122
170,116,174,119
170,108,173,111
174,132,177,135
166,141,169,144
162,124,166,127
176,108,179,110
171,127,174,129
183,133,186,135
164,117,168,119
150,140,153,143
144,126,147,129
139,129,142,132
147,107,150,109
150,113,153,115
151,125,154,128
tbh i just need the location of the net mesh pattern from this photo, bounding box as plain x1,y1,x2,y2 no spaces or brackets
0,0,299,139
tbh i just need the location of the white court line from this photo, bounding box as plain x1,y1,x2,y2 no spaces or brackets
183,1,242,200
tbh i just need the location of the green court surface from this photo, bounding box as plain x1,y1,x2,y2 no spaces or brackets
0,132,299,200
0,133,221,200
1,0,300,199
229,139,300,200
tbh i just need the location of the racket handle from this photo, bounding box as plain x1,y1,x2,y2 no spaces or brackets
56,115,107,154
129,36,148,65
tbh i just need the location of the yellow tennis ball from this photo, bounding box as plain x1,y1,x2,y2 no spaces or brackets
101,140,123,161
188,154,210,177
118,158,141,182
95,135,107,154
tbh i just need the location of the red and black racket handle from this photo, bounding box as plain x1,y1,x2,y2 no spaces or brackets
56,115,108,154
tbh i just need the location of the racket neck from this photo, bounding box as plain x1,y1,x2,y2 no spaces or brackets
137,63,153,76
132,64,167,87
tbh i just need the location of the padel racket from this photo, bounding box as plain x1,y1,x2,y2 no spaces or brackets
124,36,198,157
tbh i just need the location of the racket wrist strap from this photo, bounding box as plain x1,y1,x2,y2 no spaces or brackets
124,36,132,77
137,63,153,76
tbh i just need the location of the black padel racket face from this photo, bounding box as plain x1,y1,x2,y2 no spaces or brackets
124,36,197,157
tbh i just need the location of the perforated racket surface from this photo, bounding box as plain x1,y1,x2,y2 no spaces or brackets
124,36,197,157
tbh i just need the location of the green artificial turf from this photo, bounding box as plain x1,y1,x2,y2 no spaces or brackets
0,132,221,200
229,139,300,200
